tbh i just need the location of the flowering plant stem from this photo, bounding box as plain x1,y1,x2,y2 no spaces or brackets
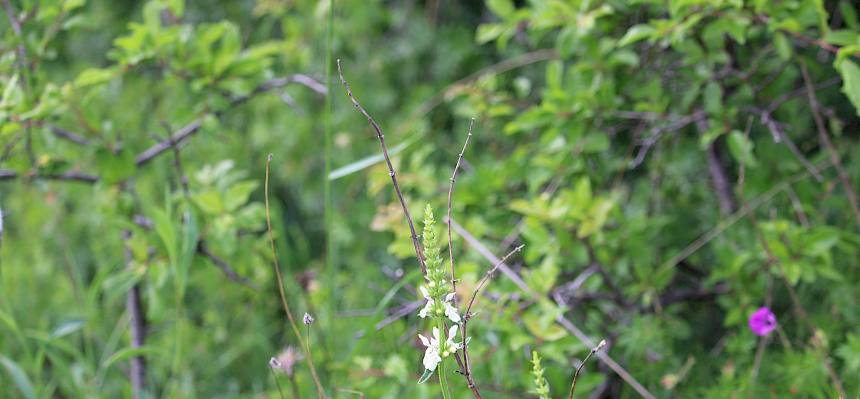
438,361,452,399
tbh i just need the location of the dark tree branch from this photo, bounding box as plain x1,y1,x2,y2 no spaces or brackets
132,214,256,289
754,108,823,182
122,230,146,399
197,241,258,290
0,170,99,183
51,126,92,146
694,116,736,216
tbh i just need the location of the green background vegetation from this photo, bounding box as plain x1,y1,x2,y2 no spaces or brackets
2,0,860,397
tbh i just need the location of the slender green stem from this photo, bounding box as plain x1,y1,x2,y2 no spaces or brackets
438,359,452,399
437,320,453,399
323,0,336,367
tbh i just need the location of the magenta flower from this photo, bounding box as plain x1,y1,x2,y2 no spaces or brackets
748,307,777,336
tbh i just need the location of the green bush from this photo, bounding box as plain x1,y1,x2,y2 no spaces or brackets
1,0,859,398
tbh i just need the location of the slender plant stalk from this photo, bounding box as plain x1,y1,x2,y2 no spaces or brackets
568,340,606,399
438,319,453,399
458,244,523,398
444,119,484,399
337,60,428,275
447,118,474,300
269,367,286,399
323,0,337,367
265,154,326,398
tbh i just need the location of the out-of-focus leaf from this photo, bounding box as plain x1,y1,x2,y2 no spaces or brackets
0,354,36,399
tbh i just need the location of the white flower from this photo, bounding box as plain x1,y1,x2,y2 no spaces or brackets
418,286,433,318
443,293,461,323
417,287,460,323
418,327,443,371
441,325,462,356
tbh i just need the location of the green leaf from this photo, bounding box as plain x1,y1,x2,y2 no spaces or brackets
329,137,416,180
224,181,258,211
618,24,655,47
417,368,434,384
192,190,225,215
703,82,722,116
103,346,162,370
50,318,86,339
773,32,793,60
486,0,515,18
0,354,36,399
727,131,757,167
838,60,860,118
476,23,506,45
74,67,119,88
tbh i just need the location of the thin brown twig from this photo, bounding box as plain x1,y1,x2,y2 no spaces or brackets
463,245,525,318
337,59,427,274
568,340,607,399
264,154,326,399
799,62,860,231
447,118,474,300
458,244,523,398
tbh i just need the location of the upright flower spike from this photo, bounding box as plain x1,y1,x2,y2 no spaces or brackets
416,205,463,383
416,205,461,324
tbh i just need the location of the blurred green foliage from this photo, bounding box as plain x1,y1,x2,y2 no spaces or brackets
2,0,860,398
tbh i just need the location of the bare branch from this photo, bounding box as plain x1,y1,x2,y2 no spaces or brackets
459,243,522,399
337,59,427,274
138,74,324,167
51,126,92,146
799,62,860,231
122,230,146,399
463,244,524,318
0,169,99,183
448,118,474,298
694,116,735,216
197,242,258,290
754,108,823,181
135,120,203,167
